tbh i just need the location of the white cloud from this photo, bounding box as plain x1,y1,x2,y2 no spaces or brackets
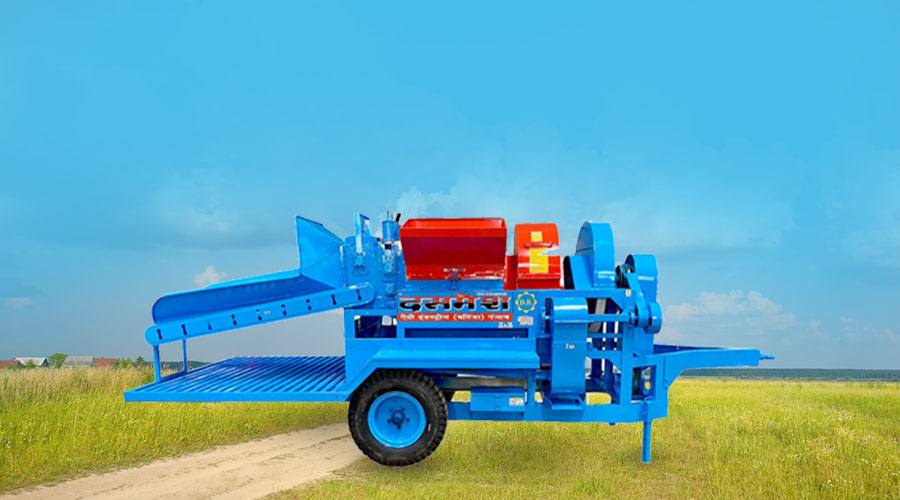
395,186,442,220
391,177,574,252
143,170,287,250
598,195,793,253
2,297,33,309
393,173,793,256
194,265,227,287
393,176,556,223
844,326,898,344
666,290,796,330
808,319,830,340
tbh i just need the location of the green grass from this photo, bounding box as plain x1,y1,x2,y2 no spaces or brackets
3,372,898,499
270,380,900,500
0,367,346,493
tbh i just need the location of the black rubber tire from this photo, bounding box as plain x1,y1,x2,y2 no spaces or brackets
348,370,448,466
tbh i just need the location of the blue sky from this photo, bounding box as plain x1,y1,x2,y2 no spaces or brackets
1,1,898,368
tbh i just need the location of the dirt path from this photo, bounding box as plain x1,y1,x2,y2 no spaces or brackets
4,423,362,500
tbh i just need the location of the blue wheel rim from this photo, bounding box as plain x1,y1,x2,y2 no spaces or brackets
367,391,427,448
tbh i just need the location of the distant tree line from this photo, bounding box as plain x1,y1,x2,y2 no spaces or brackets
684,368,900,381
3,354,151,370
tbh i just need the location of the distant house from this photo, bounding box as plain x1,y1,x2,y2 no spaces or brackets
93,357,115,368
14,357,48,367
62,356,94,369
0,360,20,369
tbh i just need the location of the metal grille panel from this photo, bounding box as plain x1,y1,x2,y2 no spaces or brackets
125,356,349,402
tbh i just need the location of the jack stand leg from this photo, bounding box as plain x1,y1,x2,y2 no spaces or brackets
153,345,161,382
642,420,652,464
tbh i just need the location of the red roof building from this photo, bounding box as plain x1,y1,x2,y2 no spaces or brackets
93,357,115,368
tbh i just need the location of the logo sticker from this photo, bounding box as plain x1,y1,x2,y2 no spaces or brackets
515,291,537,313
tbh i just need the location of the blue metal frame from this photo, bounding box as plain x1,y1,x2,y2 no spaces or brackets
126,213,770,463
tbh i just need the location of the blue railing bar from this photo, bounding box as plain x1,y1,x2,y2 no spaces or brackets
153,345,161,382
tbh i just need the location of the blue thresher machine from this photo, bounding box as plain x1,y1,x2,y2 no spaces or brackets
126,214,770,465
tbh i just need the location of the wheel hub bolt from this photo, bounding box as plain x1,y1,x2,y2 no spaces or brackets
391,410,405,427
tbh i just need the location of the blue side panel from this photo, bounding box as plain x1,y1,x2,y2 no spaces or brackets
152,273,331,323
343,337,540,391
470,387,526,413
125,356,350,402
147,284,374,346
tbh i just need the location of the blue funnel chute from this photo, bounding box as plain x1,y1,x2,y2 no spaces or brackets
295,216,344,289
151,217,345,324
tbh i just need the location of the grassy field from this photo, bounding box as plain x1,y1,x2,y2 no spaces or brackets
271,380,900,500
2,372,898,499
0,367,346,493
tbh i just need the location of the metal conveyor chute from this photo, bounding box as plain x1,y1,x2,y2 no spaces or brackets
146,217,374,346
